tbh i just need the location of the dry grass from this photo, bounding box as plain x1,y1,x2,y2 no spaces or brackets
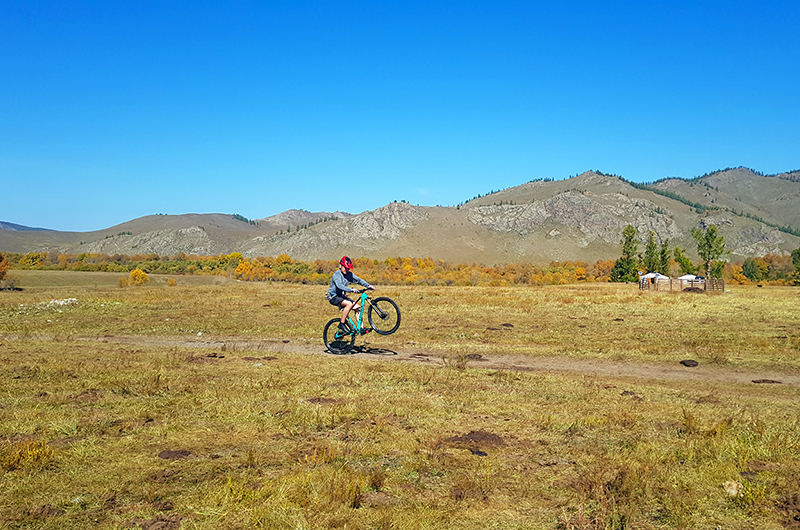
1,273,800,529
4,272,800,372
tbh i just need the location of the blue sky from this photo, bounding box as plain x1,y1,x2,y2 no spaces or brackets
2,1,799,232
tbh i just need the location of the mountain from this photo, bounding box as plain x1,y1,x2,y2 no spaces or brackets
649,167,800,231
254,209,353,233
240,170,800,263
0,221,54,231
1,168,799,263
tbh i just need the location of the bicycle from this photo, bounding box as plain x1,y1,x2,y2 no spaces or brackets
323,289,401,354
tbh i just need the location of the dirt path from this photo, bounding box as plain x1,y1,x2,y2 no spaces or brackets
73,335,800,388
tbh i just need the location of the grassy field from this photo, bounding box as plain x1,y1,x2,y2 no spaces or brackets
1,271,800,529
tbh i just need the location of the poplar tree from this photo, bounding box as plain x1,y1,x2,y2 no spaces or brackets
659,239,671,275
610,225,639,282
673,246,695,275
691,224,728,278
642,231,659,273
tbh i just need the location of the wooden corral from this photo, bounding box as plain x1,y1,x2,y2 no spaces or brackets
639,277,725,292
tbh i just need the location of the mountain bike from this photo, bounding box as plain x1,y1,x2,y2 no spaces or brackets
323,289,401,354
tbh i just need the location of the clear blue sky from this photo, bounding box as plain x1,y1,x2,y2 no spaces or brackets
2,1,799,232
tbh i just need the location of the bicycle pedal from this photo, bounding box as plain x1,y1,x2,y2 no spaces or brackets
360,328,371,335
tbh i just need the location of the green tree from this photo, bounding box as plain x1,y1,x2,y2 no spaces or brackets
610,225,639,282
673,246,695,275
642,231,659,273
691,224,728,278
792,247,800,284
742,257,765,282
621,224,638,260
658,239,671,275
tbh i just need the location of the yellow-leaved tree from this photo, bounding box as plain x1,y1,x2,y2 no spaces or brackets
129,268,149,286
0,252,10,282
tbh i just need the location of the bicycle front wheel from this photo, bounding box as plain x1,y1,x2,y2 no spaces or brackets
323,318,355,354
367,297,401,335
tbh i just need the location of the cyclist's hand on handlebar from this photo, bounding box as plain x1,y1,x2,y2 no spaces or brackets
368,285,375,290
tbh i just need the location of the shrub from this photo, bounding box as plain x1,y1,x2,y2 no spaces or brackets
129,268,149,286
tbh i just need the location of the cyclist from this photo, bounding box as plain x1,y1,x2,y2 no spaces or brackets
326,256,374,332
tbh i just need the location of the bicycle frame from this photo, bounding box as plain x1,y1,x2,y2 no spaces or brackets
343,290,371,333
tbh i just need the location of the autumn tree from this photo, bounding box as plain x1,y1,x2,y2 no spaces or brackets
0,252,10,282
610,225,639,282
691,224,728,278
129,268,149,286
792,247,800,285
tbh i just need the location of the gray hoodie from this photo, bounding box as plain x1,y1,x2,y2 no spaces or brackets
326,269,371,299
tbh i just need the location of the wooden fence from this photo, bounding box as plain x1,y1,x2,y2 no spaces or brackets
639,277,725,292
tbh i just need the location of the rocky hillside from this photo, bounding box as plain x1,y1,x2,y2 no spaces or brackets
255,209,353,233
2,168,799,264
650,167,800,231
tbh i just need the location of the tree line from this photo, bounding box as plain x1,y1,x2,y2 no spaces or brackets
1,250,614,286
610,224,729,282
608,223,800,285
2,242,799,288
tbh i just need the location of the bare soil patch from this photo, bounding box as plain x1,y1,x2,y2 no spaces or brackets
307,397,341,405
28,504,65,518
77,335,800,387
123,514,182,530
148,469,179,482
157,450,192,460
777,493,800,529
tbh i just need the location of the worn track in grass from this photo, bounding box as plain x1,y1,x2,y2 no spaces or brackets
62,334,800,387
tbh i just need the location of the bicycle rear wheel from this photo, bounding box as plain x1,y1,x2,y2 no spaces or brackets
367,297,401,335
323,318,355,354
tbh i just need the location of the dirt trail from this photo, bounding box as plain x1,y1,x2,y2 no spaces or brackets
75,335,800,388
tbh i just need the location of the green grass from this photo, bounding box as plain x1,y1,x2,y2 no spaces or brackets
1,272,800,529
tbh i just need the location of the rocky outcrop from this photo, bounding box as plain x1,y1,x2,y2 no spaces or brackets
244,202,428,257
348,202,428,239
729,227,789,257
699,214,734,229
256,209,351,228
468,191,682,245
776,170,800,182
66,226,218,256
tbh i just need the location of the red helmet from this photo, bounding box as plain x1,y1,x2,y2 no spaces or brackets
340,256,353,270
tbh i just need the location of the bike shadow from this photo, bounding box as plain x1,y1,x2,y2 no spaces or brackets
325,345,398,356
357,345,398,356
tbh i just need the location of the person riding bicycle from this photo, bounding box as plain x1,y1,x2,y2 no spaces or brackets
326,256,374,332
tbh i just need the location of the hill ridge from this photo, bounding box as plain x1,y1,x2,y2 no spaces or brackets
2,168,799,263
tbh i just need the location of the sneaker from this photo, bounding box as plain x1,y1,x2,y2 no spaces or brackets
338,322,351,333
